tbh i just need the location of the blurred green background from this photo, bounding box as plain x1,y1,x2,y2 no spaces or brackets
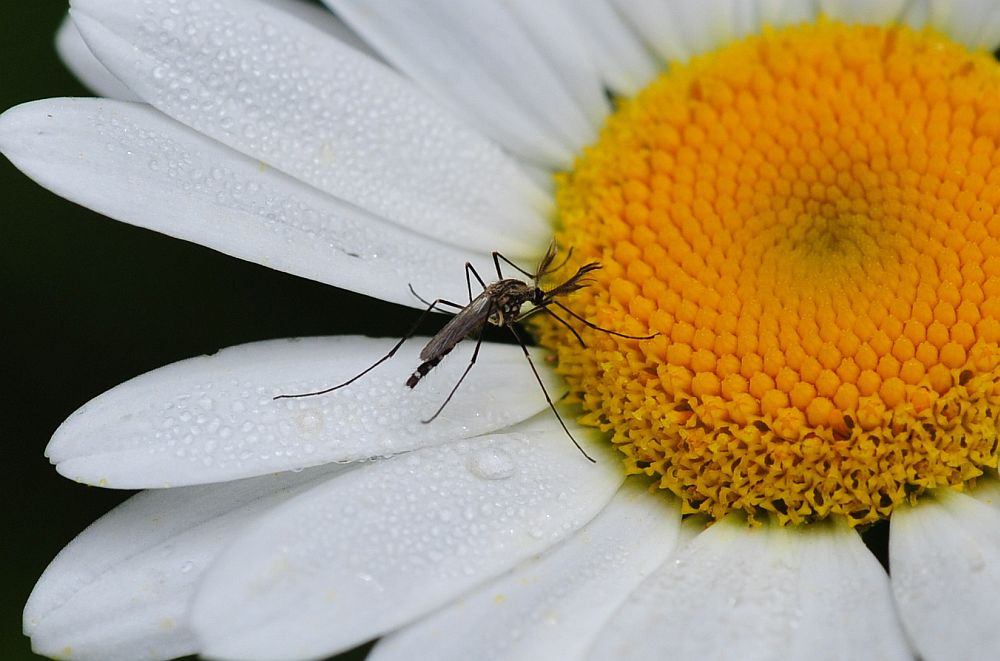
1,2,401,659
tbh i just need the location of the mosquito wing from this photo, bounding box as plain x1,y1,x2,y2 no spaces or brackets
419,292,493,361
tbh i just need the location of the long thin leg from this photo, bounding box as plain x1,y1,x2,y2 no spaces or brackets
513,305,587,348
274,296,454,400
493,251,532,279
506,324,596,463
465,262,487,302
550,300,657,340
493,246,575,281
421,332,485,423
409,283,464,310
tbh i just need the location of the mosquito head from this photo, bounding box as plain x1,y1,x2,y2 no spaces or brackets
530,285,546,306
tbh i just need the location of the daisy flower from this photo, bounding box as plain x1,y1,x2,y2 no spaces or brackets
4,0,1000,659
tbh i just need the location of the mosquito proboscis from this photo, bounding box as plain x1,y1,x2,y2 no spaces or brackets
274,243,657,462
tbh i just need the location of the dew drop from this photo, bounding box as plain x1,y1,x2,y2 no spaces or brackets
295,409,324,433
180,560,195,574
466,447,516,481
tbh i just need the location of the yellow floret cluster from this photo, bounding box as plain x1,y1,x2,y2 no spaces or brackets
536,21,1000,525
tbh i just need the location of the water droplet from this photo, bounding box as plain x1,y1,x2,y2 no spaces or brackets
467,447,516,480
295,410,324,433
180,560,195,574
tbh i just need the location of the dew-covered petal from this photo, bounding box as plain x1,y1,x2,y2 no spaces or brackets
0,98,511,307
25,465,347,661
70,0,549,255
369,480,680,661
818,0,907,24
257,0,384,63
191,420,624,660
47,336,561,488
328,0,599,168
588,516,910,661
901,0,1000,50
563,0,660,96
56,14,140,101
890,490,1000,661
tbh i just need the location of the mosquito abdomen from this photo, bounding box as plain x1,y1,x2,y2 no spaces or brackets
406,347,454,388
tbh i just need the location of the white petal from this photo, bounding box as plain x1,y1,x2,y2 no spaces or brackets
610,0,692,62
818,0,907,24
327,0,596,168
890,490,1000,661
902,0,1000,51
55,14,140,101
26,466,347,661
370,480,681,661
757,0,820,28
47,336,562,487
612,0,764,63
971,474,1000,510
589,516,910,661
900,0,932,29
0,98,516,307
562,0,661,96
191,421,624,660
258,0,385,63
505,0,612,127
936,0,1000,51
70,0,549,255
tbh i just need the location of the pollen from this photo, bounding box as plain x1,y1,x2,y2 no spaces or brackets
536,21,1000,526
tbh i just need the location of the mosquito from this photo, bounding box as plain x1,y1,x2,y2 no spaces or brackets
274,243,656,462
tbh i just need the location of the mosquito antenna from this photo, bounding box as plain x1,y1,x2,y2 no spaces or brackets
274,295,460,400
549,300,657,340
506,324,596,463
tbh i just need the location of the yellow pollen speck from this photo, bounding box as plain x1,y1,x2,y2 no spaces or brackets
536,21,1000,526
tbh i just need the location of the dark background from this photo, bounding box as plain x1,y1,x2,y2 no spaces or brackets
2,2,395,658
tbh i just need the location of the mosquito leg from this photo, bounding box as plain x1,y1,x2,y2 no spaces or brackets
421,332,485,423
551,300,658,340
408,283,463,310
493,251,534,279
539,308,588,347
273,296,455,400
506,325,596,463
465,262,487,302
512,305,586,347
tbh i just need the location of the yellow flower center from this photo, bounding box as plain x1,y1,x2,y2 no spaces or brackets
536,20,1000,526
